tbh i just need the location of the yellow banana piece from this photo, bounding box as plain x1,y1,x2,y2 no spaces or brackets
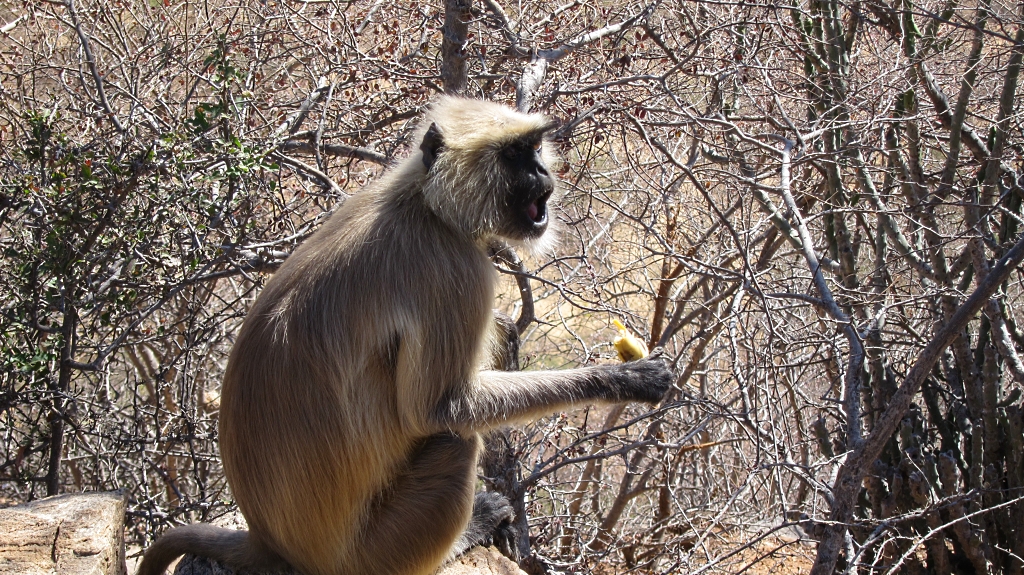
612,319,649,362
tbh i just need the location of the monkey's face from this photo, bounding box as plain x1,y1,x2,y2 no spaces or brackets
416,100,561,244
497,137,555,241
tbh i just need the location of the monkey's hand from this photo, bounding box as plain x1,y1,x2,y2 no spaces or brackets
611,347,674,404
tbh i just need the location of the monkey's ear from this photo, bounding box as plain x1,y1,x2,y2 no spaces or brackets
420,122,445,170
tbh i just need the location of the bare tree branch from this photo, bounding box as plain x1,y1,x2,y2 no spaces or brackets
810,231,1024,575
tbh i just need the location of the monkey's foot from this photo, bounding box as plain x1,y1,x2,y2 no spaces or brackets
449,492,517,561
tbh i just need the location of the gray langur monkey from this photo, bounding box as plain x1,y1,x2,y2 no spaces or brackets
138,97,674,575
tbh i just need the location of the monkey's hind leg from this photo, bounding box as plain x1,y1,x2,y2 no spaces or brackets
348,432,478,575
448,491,518,562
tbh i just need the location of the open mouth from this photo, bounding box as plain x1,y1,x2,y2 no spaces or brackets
525,191,552,226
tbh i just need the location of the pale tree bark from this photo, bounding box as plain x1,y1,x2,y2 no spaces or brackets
441,0,473,95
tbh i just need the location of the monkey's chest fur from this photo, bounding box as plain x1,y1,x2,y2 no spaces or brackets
218,186,495,574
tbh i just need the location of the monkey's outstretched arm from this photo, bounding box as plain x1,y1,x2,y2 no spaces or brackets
433,354,674,432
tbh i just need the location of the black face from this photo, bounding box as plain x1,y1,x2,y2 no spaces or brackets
500,137,554,239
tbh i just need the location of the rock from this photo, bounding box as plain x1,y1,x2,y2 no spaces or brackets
436,547,527,575
172,546,526,575
0,491,127,575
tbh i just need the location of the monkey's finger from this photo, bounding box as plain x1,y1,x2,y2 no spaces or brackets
647,347,667,361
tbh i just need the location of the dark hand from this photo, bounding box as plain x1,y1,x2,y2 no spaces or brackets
615,347,674,404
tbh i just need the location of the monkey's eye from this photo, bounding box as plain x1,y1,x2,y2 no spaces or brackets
501,142,530,160
532,140,543,152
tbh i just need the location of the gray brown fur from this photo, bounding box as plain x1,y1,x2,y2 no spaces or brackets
138,97,674,575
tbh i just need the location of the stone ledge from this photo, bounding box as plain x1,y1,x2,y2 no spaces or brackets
0,492,127,575
0,492,521,575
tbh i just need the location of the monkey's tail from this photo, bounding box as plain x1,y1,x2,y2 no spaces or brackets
137,524,290,575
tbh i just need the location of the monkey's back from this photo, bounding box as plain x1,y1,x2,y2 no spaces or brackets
218,179,495,574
